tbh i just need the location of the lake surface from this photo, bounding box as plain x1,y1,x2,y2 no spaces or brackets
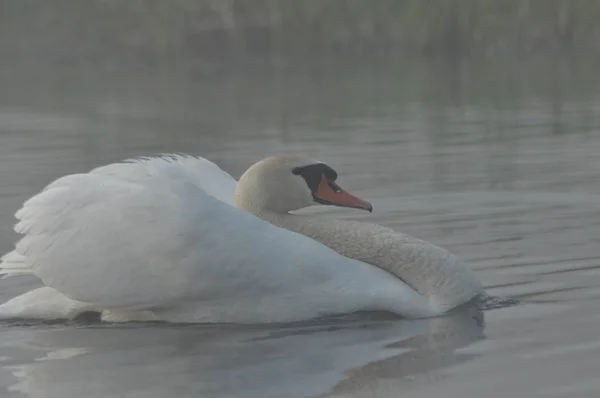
1,57,600,397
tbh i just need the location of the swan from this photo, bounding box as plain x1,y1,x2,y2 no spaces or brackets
0,154,483,323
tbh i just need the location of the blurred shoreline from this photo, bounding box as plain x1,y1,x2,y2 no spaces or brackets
3,1,600,69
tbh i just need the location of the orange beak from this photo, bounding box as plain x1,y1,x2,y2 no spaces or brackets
313,175,373,212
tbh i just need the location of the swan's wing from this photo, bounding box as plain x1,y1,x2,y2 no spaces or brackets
92,154,238,205
0,155,245,310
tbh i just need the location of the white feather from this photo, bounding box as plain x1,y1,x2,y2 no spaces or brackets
0,287,92,320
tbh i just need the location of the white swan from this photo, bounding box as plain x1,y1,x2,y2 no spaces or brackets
0,154,483,323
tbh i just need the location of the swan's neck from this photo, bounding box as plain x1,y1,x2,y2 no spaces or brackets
251,210,483,311
257,211,387,266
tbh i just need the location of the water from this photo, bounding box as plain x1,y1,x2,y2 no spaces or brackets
1,58,600,397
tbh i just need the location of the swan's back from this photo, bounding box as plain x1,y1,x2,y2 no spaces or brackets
1,155,436,322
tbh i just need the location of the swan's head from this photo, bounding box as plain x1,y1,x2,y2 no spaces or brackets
234,155,373,214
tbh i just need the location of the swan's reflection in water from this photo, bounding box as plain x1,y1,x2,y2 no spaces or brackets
326,309,484,397
0,308,484,398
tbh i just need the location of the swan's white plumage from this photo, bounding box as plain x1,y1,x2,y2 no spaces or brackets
0,154,444,323
0,287,92,320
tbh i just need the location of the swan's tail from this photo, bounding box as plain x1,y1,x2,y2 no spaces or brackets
0,250,32,279
0,287,94,321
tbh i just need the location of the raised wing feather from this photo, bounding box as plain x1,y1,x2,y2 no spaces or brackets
91,154,238,205
0,155,247,309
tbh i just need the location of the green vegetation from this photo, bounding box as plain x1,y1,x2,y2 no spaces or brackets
3,0,600,64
